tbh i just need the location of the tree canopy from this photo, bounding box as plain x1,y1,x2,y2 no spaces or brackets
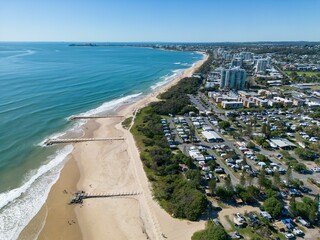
192,222,229,240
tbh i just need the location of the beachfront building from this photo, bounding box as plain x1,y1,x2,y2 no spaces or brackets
220,67,247,90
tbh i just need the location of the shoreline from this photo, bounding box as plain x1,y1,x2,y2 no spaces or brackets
20,52,208,240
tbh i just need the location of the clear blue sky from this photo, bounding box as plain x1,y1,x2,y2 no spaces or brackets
0,0,319,42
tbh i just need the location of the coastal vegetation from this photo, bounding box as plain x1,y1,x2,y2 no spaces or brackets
121,117,133,129
150,76,203,115
130,53,213,221
131,106,207,220
191,221,228,240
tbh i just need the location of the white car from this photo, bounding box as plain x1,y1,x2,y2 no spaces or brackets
293,228,303,236
236,213,245,222
285,233,295,239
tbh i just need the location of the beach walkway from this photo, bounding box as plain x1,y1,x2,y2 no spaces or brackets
69,115,123,120
44,137,125,146
69,191,141,204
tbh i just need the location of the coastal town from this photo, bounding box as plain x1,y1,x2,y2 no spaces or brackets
131,42,320,240
2,1,320,240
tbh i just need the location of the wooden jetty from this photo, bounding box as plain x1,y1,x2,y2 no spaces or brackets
70,115,124,120
69,191,141,204
44,137,125,146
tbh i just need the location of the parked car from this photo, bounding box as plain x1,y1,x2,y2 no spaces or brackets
285,233,295,239
297,217,310,227
293,228,304,236
260,211,272,221
211,218,221,226
232,231,241,239
235,213,245,223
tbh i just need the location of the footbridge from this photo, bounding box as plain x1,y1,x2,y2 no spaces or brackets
69,191,141,204
44,137,125,146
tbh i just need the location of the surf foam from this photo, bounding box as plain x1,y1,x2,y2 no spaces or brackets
40,93,143,146
0,145,73,240
150,69,184,90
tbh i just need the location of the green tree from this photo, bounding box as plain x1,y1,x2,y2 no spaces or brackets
273,171,281,189
263,197,282,219
192,222,229,240
246,174,254,186
258,171,271,190
262,142,269,149
245,125,253,137
240,173,246,186
246,141,255,149
208,179,216,196
218,121,231,130
295,148,315,160
190,127,196,143
286,166,293,182
215,186,233,199
224,174,233,191
289,196,297,216
254,136,265,145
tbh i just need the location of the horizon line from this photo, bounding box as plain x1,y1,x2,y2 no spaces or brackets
1,40,320,44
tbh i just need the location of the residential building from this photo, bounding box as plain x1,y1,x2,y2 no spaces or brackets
239,52,254,60
221,101,243,109
256,58,270,74
238,97,255,108
249,97,268,107
231,57,243,68
220,67,247,90
292,97,306,106
273,97,293,107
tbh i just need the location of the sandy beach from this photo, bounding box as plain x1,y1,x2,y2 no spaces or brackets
20,53,208,240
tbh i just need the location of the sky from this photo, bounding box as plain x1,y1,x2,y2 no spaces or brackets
0,0,319,42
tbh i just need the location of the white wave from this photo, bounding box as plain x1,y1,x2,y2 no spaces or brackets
0,145,73,240
7,50,35,59
38,119,86,147
180,62,192,67
39,93,142,147
174,62,181,65
78,93,143,116
150,69,184,90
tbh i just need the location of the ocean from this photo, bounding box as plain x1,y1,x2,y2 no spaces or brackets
0,42,203,239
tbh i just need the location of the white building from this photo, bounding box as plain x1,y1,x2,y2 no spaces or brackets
202,131,223,142
221,101,243,109
256,59,269,74
220,67,247,90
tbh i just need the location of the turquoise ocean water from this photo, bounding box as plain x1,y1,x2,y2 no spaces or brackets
0,42,203,239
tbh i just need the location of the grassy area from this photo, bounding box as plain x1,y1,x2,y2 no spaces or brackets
121,116,133,129
285,71,320,77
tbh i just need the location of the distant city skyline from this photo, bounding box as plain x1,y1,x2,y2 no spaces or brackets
1,0,319,42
